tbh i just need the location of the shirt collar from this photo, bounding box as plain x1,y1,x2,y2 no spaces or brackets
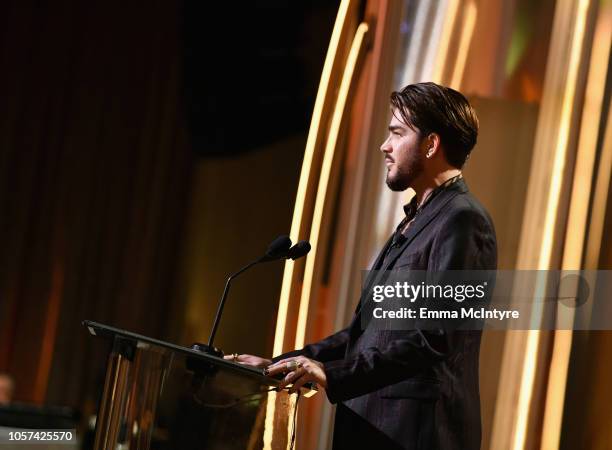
402,173,463,221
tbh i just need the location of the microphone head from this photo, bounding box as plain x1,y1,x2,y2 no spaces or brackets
287,240,311,260
262,235,292,261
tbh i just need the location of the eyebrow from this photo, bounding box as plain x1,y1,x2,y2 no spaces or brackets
388,125,406,132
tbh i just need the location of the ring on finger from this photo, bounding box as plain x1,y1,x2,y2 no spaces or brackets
286,360,302,372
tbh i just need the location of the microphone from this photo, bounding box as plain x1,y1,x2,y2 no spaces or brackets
259,235,293,262
287,240,311,260
391,232,407,248
198,235,293,356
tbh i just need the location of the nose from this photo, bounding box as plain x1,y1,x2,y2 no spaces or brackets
380,136,392,154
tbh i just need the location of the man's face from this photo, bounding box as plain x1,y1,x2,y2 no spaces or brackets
380,110,426,191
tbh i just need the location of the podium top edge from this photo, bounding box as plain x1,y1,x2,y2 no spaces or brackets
82,320,275,385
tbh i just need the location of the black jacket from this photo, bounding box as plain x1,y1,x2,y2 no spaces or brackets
276,179,497,450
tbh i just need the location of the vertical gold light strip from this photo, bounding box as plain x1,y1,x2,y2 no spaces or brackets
295,23,369,349
540,4,612,448
560,7,610,269
583,4,612,270
537,0,589,271
450,1,477,89
262,390,276,450
271,0,351,360
264,1,352,448
585,107,612,268
511,331,540,450
432,0,460,83
512,1,591,449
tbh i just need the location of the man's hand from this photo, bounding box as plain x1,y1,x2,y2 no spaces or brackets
265,356,327,393
223,354,272,368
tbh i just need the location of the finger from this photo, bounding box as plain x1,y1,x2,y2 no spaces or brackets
266,361,283,371
268,357,291,367
289,373,310,394
267,356,310,376
224,354,240,362
290,356,308,367
279,368,305,389
266,364,288,376
268,356,306,369
278,370,297,389
267,360,298,376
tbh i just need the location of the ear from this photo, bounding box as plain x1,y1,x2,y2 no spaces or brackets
424,133,442,159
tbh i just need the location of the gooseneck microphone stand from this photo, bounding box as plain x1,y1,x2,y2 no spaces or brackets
192,235,293,357
201,259,262,357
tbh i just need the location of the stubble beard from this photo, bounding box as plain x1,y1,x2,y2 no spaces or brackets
385,151,424,192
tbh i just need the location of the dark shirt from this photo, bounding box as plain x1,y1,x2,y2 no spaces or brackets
382,174,463,267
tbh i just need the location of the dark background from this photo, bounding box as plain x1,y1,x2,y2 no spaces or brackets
0,0,338,419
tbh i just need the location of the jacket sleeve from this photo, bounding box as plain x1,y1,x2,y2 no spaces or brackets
323,207,497,403
323,329,448,403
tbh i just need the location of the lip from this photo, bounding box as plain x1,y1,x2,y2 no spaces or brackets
385,159,394,167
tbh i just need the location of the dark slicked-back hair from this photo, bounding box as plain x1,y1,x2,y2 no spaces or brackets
390,82,478,168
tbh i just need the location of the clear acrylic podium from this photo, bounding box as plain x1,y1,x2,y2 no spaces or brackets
84,321,303,450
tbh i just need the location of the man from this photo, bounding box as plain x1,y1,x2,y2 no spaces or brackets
231,82,497,449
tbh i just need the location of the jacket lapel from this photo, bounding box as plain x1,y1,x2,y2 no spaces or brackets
378,183,465,272
371,235,394,271
353,180,468,318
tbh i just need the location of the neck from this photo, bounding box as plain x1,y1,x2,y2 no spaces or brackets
413,168,462,205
